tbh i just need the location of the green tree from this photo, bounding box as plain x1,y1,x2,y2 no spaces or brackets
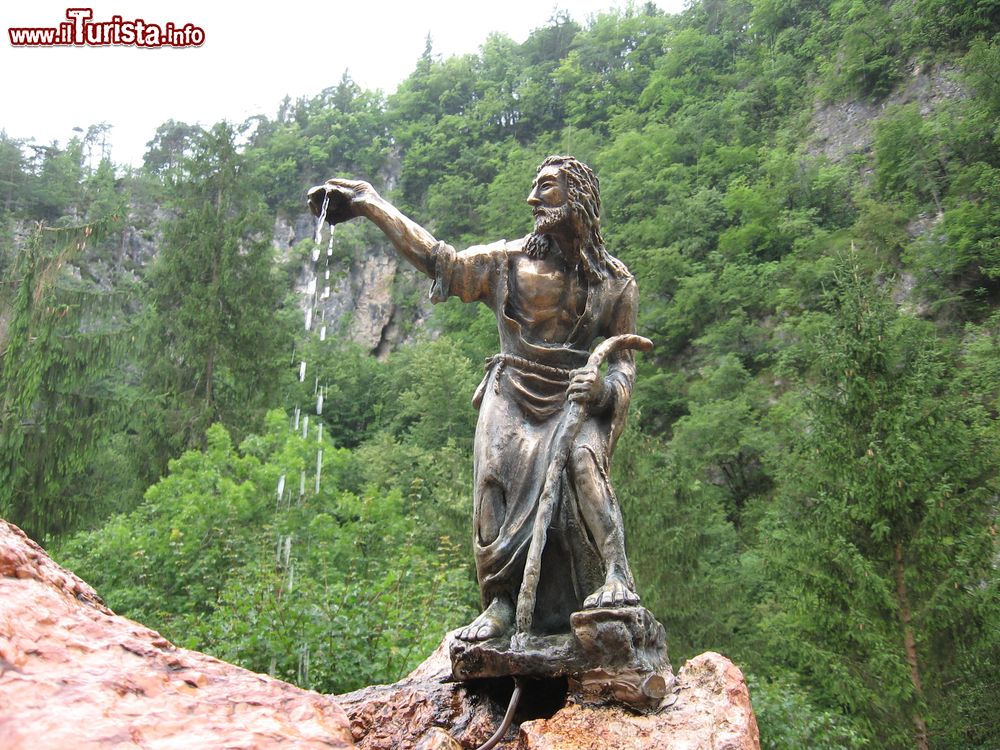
757,257,998,749
873,104,948,212
0,133,28,220
143,123,291,470
143,120,204,184
615,426,744,661
821,0,904,98
24,138,86,221
0,219,135,538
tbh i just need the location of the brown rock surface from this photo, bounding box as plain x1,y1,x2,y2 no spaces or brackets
0,519,354,750
338,639,759,750
337,638,507,750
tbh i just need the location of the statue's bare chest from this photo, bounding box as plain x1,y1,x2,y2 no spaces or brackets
507,256,587,343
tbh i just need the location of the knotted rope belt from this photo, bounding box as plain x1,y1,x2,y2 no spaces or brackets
483,352,574,385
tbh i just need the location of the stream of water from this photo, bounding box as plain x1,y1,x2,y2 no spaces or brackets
269,190,337,617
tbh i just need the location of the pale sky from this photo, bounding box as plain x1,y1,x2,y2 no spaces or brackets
2,1,687,167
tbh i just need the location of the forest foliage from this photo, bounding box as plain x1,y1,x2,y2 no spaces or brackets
2,1,999,747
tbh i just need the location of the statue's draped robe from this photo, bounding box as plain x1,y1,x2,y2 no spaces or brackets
431,237,637,634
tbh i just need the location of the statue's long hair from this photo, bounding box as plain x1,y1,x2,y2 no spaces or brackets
524,155,630,282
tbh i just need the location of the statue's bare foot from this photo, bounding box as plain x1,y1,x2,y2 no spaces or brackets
456,597,513,642
584,578,640,609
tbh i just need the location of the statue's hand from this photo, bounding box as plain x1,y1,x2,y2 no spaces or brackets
307,178,378,225
567,364,607,406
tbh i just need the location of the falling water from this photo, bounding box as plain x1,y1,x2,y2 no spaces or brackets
262,196,335,645
300,192,330,441
314,191,330,244
283,186,334,508
297,643,311,687
275,474,286,509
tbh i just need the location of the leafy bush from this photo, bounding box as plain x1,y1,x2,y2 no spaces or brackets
57,414,476,693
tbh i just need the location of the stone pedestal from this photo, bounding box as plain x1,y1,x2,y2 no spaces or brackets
449,606,672,710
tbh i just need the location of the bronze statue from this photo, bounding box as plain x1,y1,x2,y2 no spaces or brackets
309,158,659,673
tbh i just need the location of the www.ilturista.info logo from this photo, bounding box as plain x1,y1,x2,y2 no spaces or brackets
8,8,204,48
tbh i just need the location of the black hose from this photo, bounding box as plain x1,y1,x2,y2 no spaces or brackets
473,677,524,750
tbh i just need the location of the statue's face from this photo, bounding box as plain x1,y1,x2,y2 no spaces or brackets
528,165,571,235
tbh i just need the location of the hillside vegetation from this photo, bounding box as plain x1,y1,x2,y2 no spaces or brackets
2,2,999,747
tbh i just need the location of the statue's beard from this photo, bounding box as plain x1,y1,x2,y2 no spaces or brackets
526,204,580,259
524,204,618,282
533,204,571,234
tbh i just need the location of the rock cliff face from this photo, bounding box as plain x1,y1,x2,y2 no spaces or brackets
0,518,760,749
807,62,965,163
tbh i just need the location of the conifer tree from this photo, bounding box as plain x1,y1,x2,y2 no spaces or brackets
143,123,290,471
0,219,134,538
757,256,999,749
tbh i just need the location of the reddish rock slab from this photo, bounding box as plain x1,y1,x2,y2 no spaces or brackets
0,519,354,750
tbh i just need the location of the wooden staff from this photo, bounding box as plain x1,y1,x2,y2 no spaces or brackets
514,333,653,637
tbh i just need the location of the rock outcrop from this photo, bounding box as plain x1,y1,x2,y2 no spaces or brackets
0,520,354,750
808,62,965,163
1,518,759,749
339,638,759,750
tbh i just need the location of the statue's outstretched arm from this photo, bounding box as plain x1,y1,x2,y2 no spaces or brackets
308,179,438,278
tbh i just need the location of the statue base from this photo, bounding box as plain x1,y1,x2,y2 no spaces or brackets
449,606,673,710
